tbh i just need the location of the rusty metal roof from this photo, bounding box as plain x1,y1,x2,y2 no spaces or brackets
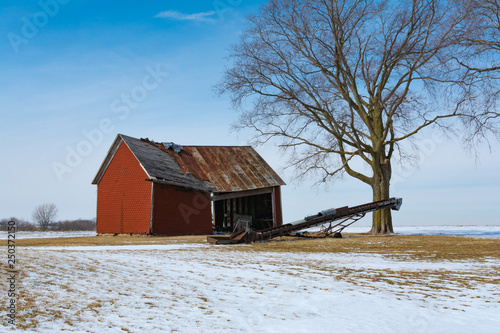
155,144,286,193
92,134,214,191
93,134,285,193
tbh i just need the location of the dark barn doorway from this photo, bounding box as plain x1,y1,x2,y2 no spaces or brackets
213,192,274,232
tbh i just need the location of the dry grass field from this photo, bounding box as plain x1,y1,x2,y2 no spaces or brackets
16,233,500,261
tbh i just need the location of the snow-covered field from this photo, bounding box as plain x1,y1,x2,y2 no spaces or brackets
1,226,499,332
2,242,499,332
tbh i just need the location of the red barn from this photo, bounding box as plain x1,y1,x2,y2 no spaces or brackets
92,134,285,236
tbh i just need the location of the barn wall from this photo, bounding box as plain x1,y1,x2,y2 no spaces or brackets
152,184,212,235
96,142,152,234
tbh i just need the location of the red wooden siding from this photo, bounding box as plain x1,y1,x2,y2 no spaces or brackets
96,142,152,234
152,184,212,235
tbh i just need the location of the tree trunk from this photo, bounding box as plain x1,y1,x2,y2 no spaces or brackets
370,158,393,235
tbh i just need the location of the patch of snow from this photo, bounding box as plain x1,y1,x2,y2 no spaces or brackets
303,225,500,238
0,231,97,239
393,225,500,238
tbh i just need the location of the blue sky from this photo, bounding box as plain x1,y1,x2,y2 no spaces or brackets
1,0,499,227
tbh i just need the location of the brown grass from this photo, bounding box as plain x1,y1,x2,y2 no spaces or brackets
15,234,206,247
15,233,500,262
236,234,500,261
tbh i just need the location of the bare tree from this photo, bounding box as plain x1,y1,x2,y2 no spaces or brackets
52,219,96,231
456,0,500,73
1,217,37,231
218,0,499,234
453,0,500,146
32,203,58,231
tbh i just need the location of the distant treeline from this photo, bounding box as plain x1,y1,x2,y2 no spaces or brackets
1,217,96,231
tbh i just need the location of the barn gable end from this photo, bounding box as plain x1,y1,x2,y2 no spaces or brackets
95,140,152,234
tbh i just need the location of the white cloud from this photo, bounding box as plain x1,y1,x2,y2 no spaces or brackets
154,10,217,22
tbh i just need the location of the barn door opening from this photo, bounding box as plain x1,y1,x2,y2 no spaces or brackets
213,192,274,233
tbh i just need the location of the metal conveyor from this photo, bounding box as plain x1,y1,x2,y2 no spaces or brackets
207,197,402,244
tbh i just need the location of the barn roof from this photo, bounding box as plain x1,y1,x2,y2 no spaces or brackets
155,144,286,192
92,134,285,193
